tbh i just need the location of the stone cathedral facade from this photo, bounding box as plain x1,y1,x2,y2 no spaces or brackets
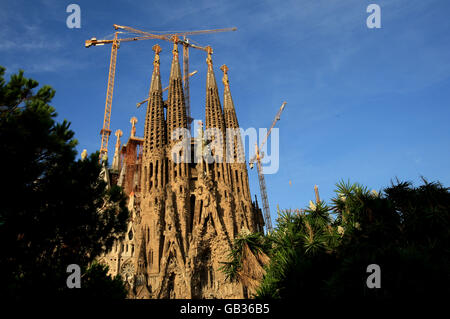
97,42,264,299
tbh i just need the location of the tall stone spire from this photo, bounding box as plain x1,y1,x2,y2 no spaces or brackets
204,48,237,239
165,38,190,258
143,44,166,157
221,64,244,164
166,37,188,141
140,45,168,279
112,129,123,171
205,47,225,133
205,47,227,178
221,64,251,205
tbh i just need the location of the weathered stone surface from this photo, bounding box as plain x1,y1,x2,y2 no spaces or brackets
97,45,264,299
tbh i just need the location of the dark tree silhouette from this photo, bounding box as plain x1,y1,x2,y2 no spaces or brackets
0,66,129,299
224,178,449,301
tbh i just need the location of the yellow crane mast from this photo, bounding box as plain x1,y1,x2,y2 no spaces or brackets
249,102,287,233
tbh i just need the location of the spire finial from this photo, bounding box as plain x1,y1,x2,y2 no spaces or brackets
220,64,229,88
112,129,122,171
130,117,137,137
206,46,213,67
114,129,123,147
172,36,179,58
152,44,161,68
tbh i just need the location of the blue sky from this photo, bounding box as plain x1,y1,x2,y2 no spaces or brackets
1,0,450,225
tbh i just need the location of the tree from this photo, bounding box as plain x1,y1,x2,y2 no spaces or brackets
226,178,449,301
255,202,339,299
0,66,129,299
326,179,449,300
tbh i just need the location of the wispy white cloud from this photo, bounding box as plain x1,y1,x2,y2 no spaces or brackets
0,1,87,74
4,60,77,75
0,0,67,51
0,39,63,51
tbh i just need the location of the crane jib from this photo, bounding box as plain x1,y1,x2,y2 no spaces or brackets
87,24,237,161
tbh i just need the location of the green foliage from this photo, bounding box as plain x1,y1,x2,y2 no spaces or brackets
256,204,338,299
252,178,450,300
0,67,129,299
384,178,449,252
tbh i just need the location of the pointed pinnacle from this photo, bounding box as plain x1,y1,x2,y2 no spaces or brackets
152,44,162,54
220,64,229,88
172,36,179,57
220,64,229,73
152,44,161,68
130,117,138,137
115,129,123,138
114,129,122,150
206,46,213,67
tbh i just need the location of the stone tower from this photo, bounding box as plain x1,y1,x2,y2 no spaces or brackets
97,42,264,299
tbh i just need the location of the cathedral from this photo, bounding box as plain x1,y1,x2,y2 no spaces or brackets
97,41,265,299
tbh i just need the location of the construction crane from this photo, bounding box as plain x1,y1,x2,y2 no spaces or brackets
87,25,236,160
115,25,237,131
249,102,287,234
180,37,213,132
86,27,171,161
